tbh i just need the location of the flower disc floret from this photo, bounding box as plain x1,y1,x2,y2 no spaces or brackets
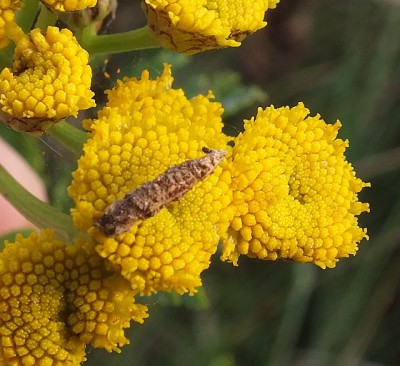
0,26,95,134
69,65,232,295
142,0,280,54
42,0,97,12
220,103,370,268
0,0,21,50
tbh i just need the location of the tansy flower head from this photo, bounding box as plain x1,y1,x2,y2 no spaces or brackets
0,25,95,135
142,0,280,54
0,230,86,366
41,0,97,12
69,65,233,295
219,103,370,269
0,0,21,50
0,230,148,366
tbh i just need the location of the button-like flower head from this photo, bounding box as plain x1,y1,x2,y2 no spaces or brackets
220,103,370,268
0,230,148,365
0,26,95,134
142,0,280,54
0,230,86,366
41,0,97,12
0,0,21,50
69,65,232,295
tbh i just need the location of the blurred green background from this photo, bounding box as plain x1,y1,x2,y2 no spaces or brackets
1,0,400,365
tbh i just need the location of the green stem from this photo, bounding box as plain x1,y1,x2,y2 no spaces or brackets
80,26,161,56
16,0,40,32
0,164,79,242
35,3,58,29
48,120,87,155
267,265,316,366
0,45,14,69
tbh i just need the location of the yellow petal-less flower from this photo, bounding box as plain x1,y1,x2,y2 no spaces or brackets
219,103,370,269
0,230,86,366
41,0,97,12
69,65,232,295
0,25,95,135
0,230,148,366
0,0,21,50
142,0,280,54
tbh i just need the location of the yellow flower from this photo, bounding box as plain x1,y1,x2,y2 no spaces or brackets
142,0,280,54
0,0,21,50
0,25,95,135
41,0,97,12
0,230,148,366
0,230,86,366
219,103,370,269
69,64,232,295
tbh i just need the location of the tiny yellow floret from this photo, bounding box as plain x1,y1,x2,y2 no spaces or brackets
0,0,21,50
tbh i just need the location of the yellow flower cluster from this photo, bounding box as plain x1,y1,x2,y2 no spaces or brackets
0,0,21,50
142,0,280,54
0,230,148,366
69,64,232,295
0,26,95,134
42,0,97,12
219,103,370,268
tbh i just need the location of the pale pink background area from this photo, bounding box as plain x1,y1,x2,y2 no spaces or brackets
0,138,48,236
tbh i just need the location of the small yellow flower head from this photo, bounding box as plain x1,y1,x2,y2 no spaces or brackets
0,230,86,366
41,0,97,12
0,230,148,365
69,65,232,295
220,103,370,269
142,0,280,54
0,26,95,135
0,0,21,50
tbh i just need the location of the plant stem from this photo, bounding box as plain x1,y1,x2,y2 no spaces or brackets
80,26,161,56
267,265,316,366
0,164,78,241
16,0,40,32
35,3,58,30
48,120,87,155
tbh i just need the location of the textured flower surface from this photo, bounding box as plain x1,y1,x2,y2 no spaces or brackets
42,0,97,12
0,230,86,366
0,230,148,365
64,237,148,353
219,103,370,269
0,0,21,50
142,0,280,54
0,25,95,134
69,65,232,295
